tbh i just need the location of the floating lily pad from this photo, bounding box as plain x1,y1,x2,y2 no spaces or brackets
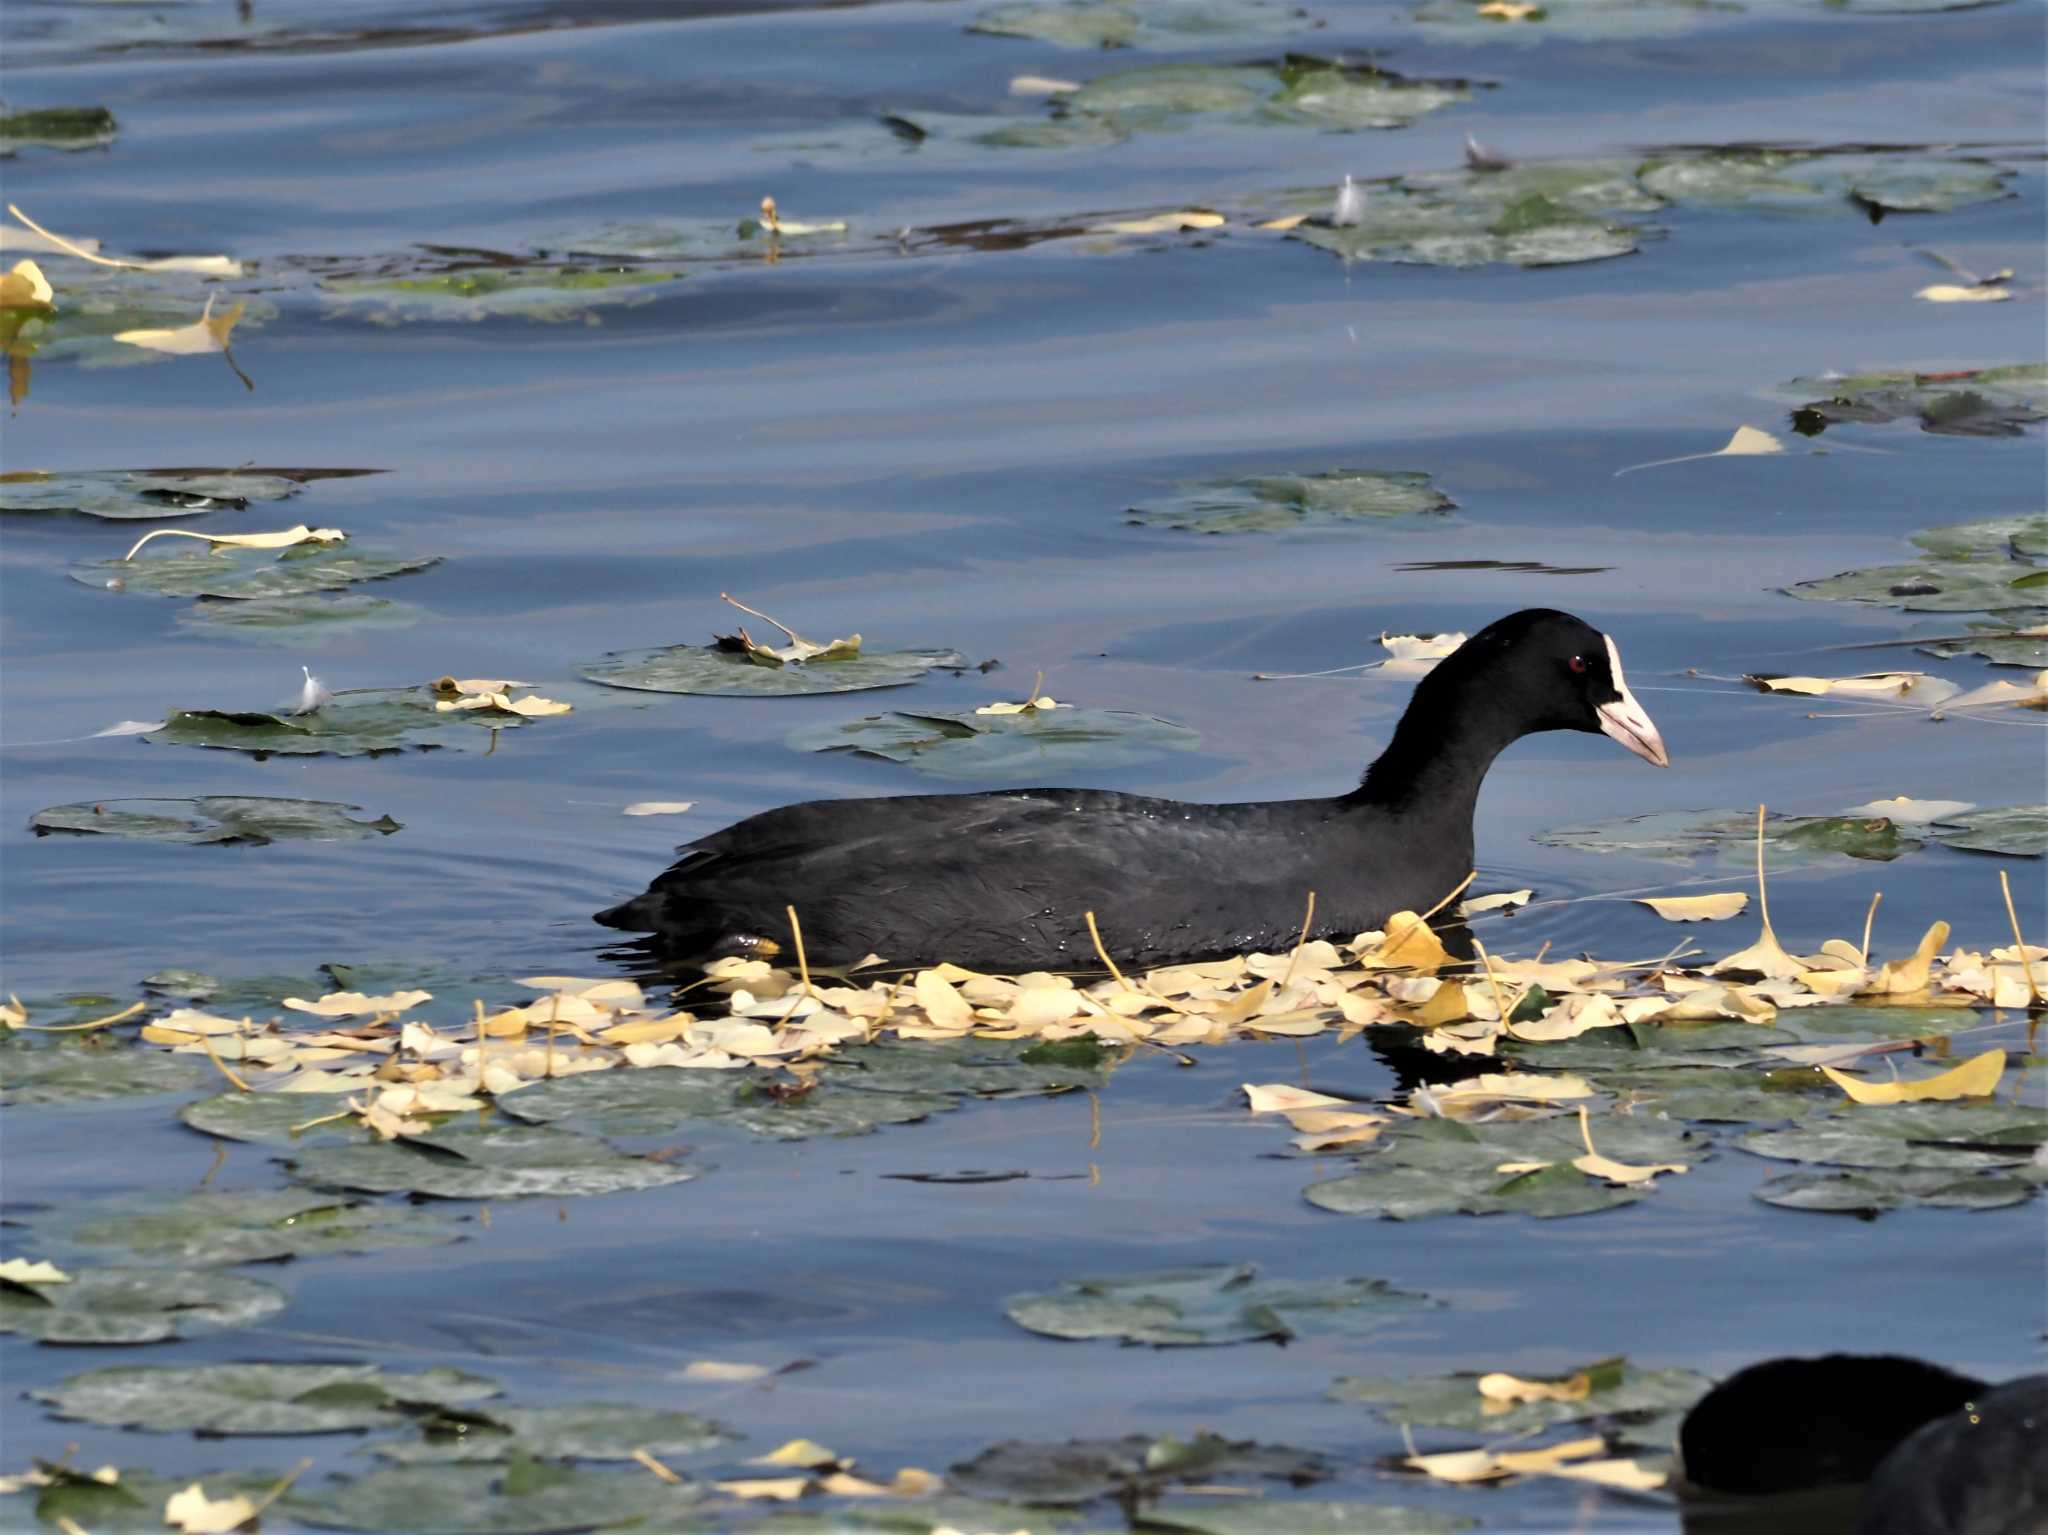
1787,566,2044,615
1915,623,2048,669
0,105,118,154
52,1188,460,1266
323,266,685,325
154,686,516,758
1911,514,2048,562
368,1402,735,1464
1741,1102,2048,1172
178,592,426,643
1143,1503,1474,1535
282,1462,695,1535
1291,162,1649,268
1,266,276,371
969,0,1321,49
1534,808,1923,863
0,1035,209,1107
1070,58,1469,134
818,1036,1109,1098
951,1435,1330,1505
78,544,440,601
182,1090,387,1147
1330,1357,1712,1435
751,1502,1088,1535
584,643,965,697
0,1264,286,1344
5,1468,283,1535
1128,470,1453,532
30,796,402,847
1931,805,2048,857
1754,1166,2041,1214
499,1070,956,1141
1784,364,2048,438
0,469,300,520
285,1123,699,1200
1598,1066,1831,1125
33,1361,501,1433
755,110,1130,167
1004,1264,1433,1346
1303,1114,1702,1220
1413,0,1739,41
1638,151,2011,216
790,707,1200,780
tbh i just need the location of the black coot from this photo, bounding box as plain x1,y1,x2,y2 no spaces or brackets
597,608,1669,971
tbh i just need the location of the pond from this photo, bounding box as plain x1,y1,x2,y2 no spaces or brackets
1,0,2043,1530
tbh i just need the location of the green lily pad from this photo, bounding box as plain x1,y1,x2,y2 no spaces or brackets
52,1188,461,1265
790,707,1200,780
6,1469,283,1535
1128,470,1453,533
752,1502,1091,1535
0,105,118,154
1004,1264,1433,1346
1413,0,1738,41
1774,1005,1980,1041
283,1462,697,1535
368,1402,735,1464
1303,1114,1702,1220
1784,364,2048,438
284,1122,699,1200
1142,1503,1473,1535
1915,623,2048,669
1785,512,2047,621
0,469,300,520
33,1361,501,1434
499,1070,956,1141
181,1090,386,1147
1587,1065,1833,1125
1741,1102,2048,1171
0,266,277,371
0,1035,209,1107
754,109,1130,167
951,1435,1331,1505
78,544,440,601
1330,1357,1711,1435
1912,514,2048,561
968,0,1321,49
178,592,427,643
154,686,517,758
1931,804,2048,857
583,643,966,697
818,1036,1109,1098
1069,58,1469,135
1534,808,1924,863
1755,1166,2042,1214
1638,151,2011,216
30,796,402,846
0,1265,286,1344
323,266,685,325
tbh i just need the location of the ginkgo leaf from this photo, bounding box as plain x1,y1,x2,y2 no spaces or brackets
1459,889,1532,917
1820,1048,2004,1104
1537,1457,1666,1490
1,258,53,307
164,1482,260,1534
114,292,245,355
622,801,695,816
283,989,433,1018
1477,1,1542,17
1639,893,1749,922
1243,1082,1349,1114
1940,674,2048,713
1614,425,1785,477
1354,912,1452,972
123,524,346,562
1477,1371,1590,1407
716,1476,812,1500
1377,631,1468,678
749,1437,839,1468
8,204,241,277
1842,796,1974,824
1862,920,1951,994
1916,283,2010,303
715,591,860,665
1712,808,1805,980
1572,1108,1687,1185
0,1258,71,1284
1090,211,1226,235
433,691,572,717
1750,671,1942,698
1010,74,1081,96
1406,1435,1607,1483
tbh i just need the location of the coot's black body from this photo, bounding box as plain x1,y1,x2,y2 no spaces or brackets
597,609,1668,970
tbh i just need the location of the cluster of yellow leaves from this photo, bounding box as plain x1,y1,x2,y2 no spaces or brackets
1405,1435,1662,1490
1749,668,2048,716
716,591,860,666
427,677,572,717
710,1439,941,1503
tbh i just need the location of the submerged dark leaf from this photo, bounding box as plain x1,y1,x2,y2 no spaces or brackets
790,706,1199,780
584,644,966,696
1128,469,1453,533
1004,1263,1434,1346
31,796,402,846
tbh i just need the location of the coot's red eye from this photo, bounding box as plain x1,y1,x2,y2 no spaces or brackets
1568,655,1588,674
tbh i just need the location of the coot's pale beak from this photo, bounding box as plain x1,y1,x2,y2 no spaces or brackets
1597,634,1670,768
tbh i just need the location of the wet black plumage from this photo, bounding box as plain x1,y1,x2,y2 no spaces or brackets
597,608,1669,971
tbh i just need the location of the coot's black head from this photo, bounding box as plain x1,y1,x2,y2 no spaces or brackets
1421,608,1670,766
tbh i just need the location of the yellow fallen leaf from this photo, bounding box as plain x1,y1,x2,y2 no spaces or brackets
1916,283,2010,303
114,292,244,354
1477,0,1541,14
1821,1048,2004,1105
975,697,1068,715
434,691,572,717
891,1467,943,1496
750,1438,839,1468
1091,211,1225,235
123,524,345,562
622,801,696,816
1509,991,1623,1041
1478,1370,1590,1407
349,1093,430,1141
1355,912,1451,973
0,995,24,1029
717,1477,812,1500
1534,1457,1666,1490
1639,892,1749,922
718,591,859,664
1285,1107,1386,1151
1940,675,2048,712
1433,1072,1593,1107
912,970,974,1030
1615,425,1784,476
1010,74,1080,96
283,989,432,1018
163,1483,259,1534
1407,1435,1605,1483
0,258,53,307
818,1472,891,1496
1243,1082,1348,1114
1862,920,1951,995
1842,795,1973,824
1647,984,1777,1024
0,1259,71,1285
1255,213,1312,231
1459,889,1533,917
681,1360,771,1382
1753,671,1927,697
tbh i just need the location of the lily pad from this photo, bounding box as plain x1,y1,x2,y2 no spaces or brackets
499,1070,956,1141
0,1035,209,1107
0,105,118,154
1638,150,2011,216
1741,1102,2048,1171
1534,808,1924,863
30,796,402,847
1127,470,1453,533
178,592,426,643
282,1462,695,1534
1414,0,1740,41
752,1503,1089,1535
182,1090,389,1147
323,266,685,325
1070,58,1469,134
1143,1504,1473,1535
0,469,300,520
368,1402,735,1464
4,1469,283,1535
33,1361,501,1434
789,707,1200,780
1911,514,2048,562
1931,804,2048,857
1598,1067,1831,1125
755,110,1130,167
78,544,440,601
1004,1263,1433,1346
1915,623,2048,669
0,266,276,371
1754,1167,2041,1214
53,1188,460,1265
1330,1357,1712,1435
0,1264,286,1344
1303,1114,1702,1220
583,643,966,697
818,1036,1110,1098
154,686,517,758
1784,364,2048,438
1290,161,1650,268
968,0,1322,49
951,1435,1330,1505
284,1122,699,1200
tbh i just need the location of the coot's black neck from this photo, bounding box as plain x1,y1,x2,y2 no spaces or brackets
1345,674,1530,818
